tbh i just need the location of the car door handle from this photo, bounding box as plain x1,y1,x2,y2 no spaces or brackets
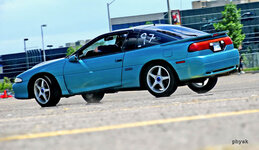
115,59,123,62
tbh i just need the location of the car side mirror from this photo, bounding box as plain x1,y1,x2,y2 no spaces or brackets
68,55,78,62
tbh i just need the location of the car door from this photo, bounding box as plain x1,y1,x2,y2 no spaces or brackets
63,33,127,94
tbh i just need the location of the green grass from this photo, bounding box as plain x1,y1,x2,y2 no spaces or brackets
244,67,259,72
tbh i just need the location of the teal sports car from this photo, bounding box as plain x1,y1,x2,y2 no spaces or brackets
13,25,239,107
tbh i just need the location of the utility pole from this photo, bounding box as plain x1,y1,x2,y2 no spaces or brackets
24,38,29,69
41,24,47,62
107,0,115,32
167,0,172,24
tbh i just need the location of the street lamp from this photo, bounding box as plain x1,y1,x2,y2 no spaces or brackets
107,0,115,32
24,38,29,69
167,0,172,24
241,12,252,17
47,45,53,49
41,24,47,62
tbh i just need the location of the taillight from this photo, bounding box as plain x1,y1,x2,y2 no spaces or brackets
188,42,209,52
223,37,233,45
188,37,233,52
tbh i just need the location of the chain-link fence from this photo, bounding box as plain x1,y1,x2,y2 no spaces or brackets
242,52,259,68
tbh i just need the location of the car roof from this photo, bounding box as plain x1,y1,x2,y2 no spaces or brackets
133,24,173,30
112,24,185,31
108,24,174,33
134,24,208,36
111,24,206,34
95,24,207,42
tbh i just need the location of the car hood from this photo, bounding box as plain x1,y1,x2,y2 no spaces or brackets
17,58,67,81
32,58,65,69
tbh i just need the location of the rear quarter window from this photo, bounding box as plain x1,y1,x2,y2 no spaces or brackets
137,30,176,48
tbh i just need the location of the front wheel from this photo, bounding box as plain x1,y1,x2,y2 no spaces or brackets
82,93,105,103
187,77,218,94
143,64,177,97
33,76,61,107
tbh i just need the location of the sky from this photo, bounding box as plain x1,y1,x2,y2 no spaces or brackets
0,0,194,55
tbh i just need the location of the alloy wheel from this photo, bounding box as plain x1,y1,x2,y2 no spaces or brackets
34,78,50,104
146,65,171,93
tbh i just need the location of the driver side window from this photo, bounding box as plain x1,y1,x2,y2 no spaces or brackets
79,33,127,59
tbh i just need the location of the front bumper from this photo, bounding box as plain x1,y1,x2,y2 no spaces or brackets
12,81,29,99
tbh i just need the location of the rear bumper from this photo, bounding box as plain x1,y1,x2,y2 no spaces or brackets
178,49,239,80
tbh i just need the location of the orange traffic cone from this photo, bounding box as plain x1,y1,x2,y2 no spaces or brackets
3,90,8,98
0,90,12,99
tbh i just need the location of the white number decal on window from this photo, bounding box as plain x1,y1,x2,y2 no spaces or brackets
140,33,147,45
148,34,155,43
140,33,156,46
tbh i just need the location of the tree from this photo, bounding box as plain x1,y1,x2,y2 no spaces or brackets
0,77,12,91
66,45,82,56
145,21,153,25
213,3,245,49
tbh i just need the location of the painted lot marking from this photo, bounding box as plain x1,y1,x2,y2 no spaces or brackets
0,96,258,123
0,109,259,142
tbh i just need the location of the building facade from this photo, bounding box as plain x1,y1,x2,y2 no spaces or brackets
0,48,68,80
192,0,259,9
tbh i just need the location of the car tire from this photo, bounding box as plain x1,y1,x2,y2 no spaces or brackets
143,64,177,97
33,76,61,107
187,77,218,94
82,93,105,103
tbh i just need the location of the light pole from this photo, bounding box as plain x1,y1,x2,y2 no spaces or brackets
24,38,29,69
241,12,252,18
47,45,53,49
167,0,172,24
41,24,47,62
107,0,115,32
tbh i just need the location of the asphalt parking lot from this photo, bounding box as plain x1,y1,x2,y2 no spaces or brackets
0,73,259,150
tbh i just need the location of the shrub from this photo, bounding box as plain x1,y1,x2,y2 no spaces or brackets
0,77,13,91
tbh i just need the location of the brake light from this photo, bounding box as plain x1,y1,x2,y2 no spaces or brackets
223,37,233,45
188,37,233,52
188,42,208,52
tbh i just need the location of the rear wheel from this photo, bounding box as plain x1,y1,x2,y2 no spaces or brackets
82,93,105,103
143,64,177,97
33,76,61,107
187,77,218,94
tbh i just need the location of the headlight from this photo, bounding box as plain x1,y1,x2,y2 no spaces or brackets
14,78,23,83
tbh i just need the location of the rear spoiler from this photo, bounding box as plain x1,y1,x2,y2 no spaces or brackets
161,31,228,47
210,31,229,38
